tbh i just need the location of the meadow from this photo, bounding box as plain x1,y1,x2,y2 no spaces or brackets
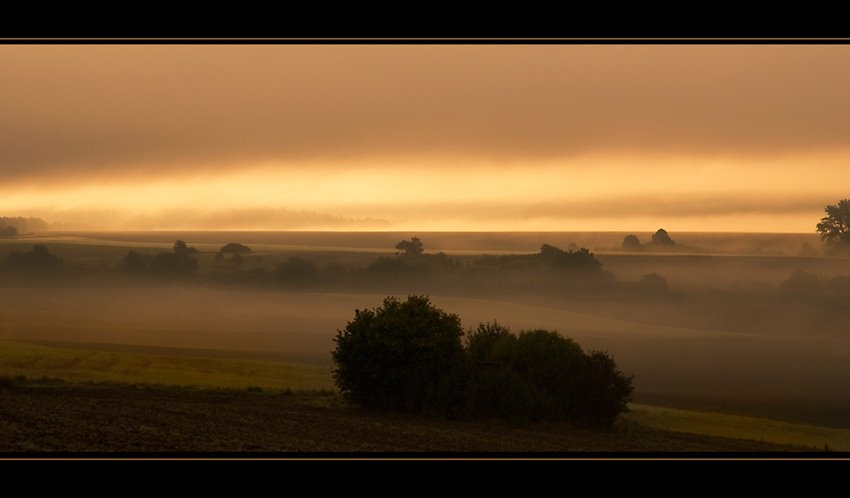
1,230,849,452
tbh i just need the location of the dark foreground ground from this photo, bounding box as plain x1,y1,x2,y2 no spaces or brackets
0,383,805,453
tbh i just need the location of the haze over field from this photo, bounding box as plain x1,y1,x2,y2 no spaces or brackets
1,45,849,231
2,44,850,449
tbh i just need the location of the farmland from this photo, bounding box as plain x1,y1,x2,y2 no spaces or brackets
1,230,849,452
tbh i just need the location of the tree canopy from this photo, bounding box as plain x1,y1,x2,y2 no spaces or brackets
622,234,641,249
651,228,675,246
816,199,850,254
149,240,199,277
219,242,252,254
332,296,633,428
395,237,424,257
2,245,64,276
332,295,465,413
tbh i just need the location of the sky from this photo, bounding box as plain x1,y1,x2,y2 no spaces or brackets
1,44,848,232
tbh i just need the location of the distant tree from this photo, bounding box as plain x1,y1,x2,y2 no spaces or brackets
538,244,603,273
219,242,252,254
173,240,197,255
149,242,199,277
230,253,243,266
275,256,317,282
0,225,17,237
2,245,64,276
638,272,669,294
120,250,147,275
622,234,641,250
395,237,424,257
0,217,48,233
816,199,850,254
651,229,675,246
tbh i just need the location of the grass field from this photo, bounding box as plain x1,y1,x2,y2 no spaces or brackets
626,404,850,451
1,338,847,452
0,339,334,392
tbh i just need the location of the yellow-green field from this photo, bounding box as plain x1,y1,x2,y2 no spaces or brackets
0,340,334,392
626,403,850,451
3,338,849,451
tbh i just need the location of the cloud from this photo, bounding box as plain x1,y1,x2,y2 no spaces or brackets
2,45,850,185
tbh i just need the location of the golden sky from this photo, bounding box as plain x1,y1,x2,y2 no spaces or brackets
1,44,848,232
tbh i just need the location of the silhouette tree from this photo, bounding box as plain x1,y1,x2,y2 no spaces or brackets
538,244,603,273
219,242,251,254
3,245,64,276
639,272,669,294
149,241,199,276
173,240,197,255
0,225,17,237
395,237,424,257
651,228,675,246
816,199,850,253
622,234,641,250
120,250,147,275
332,295,466,413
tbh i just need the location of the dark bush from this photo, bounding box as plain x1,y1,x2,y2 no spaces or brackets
220,242,252,254
332,295,466,414
3,245,64,276
275,256,317,283
622,234,641,250
639,272,669,294
465,321,511,362
473,328,633,428
120,250,147,275
333,298,634,428
651,229,675,246
148,240,200,277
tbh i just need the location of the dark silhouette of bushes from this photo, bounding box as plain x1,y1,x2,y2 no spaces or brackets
651,228,675,246
219,242,252,254
173,240,198,254
332,296,633,428
395,237,424,256
2,245,64,276
149,241,199,277
639,272,669,294
120,250,148,275
275,256,317,283
816,199,850,255
538,244,603,273
332,295,466,414
622,234,641,250
0,225,17,237
465,326,633,428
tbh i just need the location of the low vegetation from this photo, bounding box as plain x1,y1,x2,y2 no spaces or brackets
332,295,633,428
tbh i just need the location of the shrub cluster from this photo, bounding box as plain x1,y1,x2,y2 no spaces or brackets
332,295,633,429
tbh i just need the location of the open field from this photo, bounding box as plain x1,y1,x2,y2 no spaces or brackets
1,230,849,451
627,404,850,452
0,340,333,391
0,382,814,453
0,339,846,452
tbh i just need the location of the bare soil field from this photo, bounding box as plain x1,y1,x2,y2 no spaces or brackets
0,383,806,454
